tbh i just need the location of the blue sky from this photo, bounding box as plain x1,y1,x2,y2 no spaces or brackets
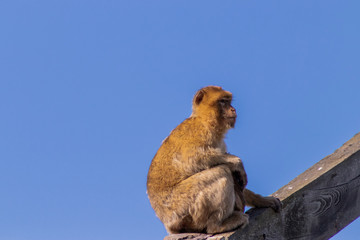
0,1,359,240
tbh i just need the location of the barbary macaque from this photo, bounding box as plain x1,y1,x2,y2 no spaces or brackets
147,86,281,234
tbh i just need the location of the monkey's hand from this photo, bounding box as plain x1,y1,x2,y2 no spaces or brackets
225,154,247,175
264,196,282,212
224,154,244,169
225,154,248,189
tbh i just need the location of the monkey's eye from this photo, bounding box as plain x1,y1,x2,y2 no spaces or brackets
218,99,230,105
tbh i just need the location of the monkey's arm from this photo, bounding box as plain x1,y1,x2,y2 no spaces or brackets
243,189,282,212
181,148,241,175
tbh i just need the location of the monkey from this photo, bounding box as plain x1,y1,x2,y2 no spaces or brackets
147,86,281,234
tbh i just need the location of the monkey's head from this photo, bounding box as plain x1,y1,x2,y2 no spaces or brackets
192,86,237,129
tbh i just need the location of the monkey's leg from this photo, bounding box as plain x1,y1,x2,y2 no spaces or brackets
165,165,248,234
203,166,248,233
244,189,282,212
232,171,246,212
234,189,246,212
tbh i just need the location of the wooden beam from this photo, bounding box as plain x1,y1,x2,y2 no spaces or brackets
164,133,360,240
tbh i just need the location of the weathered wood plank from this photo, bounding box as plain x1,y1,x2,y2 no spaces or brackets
273,132,360,201
164,133,360,240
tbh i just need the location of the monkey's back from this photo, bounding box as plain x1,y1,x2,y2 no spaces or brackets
147,117,209,204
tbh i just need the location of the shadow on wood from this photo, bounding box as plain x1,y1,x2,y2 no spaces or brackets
164,133,360,240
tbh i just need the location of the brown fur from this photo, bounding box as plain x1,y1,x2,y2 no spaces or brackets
147,86,281,234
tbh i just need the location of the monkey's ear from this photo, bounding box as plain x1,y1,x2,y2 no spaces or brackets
194,89,205,105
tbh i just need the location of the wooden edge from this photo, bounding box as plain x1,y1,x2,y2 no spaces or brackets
272,132,360,201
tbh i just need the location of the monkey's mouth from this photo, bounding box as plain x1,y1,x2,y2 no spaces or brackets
227,117,236,126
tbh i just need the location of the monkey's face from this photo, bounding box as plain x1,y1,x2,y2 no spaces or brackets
192,86,237,129
218,96,237,129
